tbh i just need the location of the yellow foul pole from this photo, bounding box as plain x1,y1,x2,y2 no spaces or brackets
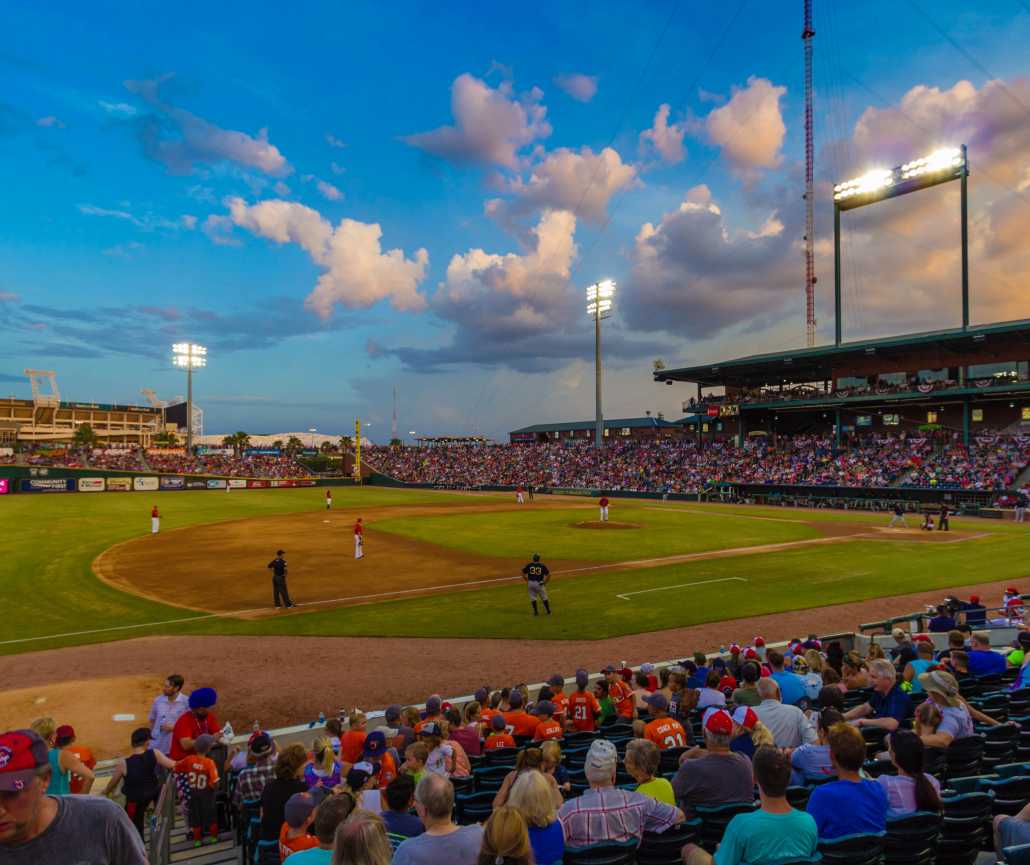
354,418,362,484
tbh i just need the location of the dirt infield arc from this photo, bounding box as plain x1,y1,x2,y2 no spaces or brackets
93,499,985,617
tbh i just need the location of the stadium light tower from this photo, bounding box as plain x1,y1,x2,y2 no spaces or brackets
587,279,616,448
832,145,968,344
172,343,206,453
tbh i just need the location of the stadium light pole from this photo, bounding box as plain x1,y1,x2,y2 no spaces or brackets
172,343,206,453
833,145,968,345
587,280,616,448
308,427,317,449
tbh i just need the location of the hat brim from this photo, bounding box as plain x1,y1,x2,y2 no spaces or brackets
918,672,960,705
0,769,41,793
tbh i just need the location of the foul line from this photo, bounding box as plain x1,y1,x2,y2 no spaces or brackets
643,506,808,524
616,577,747,601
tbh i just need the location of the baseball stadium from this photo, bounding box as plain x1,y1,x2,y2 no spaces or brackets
4,5,1030,865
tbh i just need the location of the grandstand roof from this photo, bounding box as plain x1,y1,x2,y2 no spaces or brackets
654,318,1030,389
510,416,679,434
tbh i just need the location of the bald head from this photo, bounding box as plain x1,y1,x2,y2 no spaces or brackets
414,773,454,821
756,678,780,701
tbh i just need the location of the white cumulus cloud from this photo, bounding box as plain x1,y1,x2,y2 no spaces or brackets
316,179,342,201
639,104,686,165
705,76,787,178
554,73,598,103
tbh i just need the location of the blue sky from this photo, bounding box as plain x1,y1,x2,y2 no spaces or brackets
2,1,1030,440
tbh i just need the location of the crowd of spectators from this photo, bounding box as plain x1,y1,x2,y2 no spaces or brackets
144,452,314,479
5,600,1027,865
88,447,148,471
365,433,1029,493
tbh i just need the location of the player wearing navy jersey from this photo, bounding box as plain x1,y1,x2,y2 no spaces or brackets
521,553,551,617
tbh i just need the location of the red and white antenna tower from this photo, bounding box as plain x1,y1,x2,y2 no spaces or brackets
802,0,816,346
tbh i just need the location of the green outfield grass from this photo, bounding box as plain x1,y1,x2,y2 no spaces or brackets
2,488,1028,655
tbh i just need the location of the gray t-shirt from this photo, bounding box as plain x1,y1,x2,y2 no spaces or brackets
672,752,754,813
938,706,974,740
1,795,147,864
392,824,484,865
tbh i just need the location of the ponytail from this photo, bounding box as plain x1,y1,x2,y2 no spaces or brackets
890,730,941,812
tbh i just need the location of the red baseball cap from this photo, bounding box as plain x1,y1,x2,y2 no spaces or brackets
728,643,742,655
753,636,766,647
969,595,980,604
0,730,49,792
1009,587,1020,594
55,725,75,740
731,706,758,730
704,709,734,736
743,648,759,660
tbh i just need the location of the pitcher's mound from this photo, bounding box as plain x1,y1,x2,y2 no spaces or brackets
573,520,642,530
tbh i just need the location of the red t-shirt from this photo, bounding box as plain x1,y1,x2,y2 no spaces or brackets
170,712,220,761
484,733,516,751
567,691,601,731
279,823,318,859
609,680,636,718
339,730,367,765
551,693,569,721
533,719,563,741
503,710,539,738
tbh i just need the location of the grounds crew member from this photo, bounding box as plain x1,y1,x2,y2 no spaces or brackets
268,549,295,609
521,553,552,617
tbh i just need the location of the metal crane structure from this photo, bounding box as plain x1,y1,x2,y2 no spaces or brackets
802,0,816,347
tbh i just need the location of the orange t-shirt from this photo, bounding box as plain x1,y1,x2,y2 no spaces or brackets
503,710,539,738
339,730,367,765
609,679,636,718
567,691,602,731
173,755,219,792
533,719,563,741
67,745,96,795
551,693,568,720
279,823,319,859
414,715,441,735
484,733,516,750
376,752,398,788
644,717,688,750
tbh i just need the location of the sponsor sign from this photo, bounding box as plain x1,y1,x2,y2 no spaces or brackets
856,415,873,427
133,476,160,491
196,446,234,456
159,475,185,490
106,477,132,492
718,404,740,417
883,414,900,426
301,448,318,456
247,479,269,488
78,477,106,492
146,447,186,456
705,405,720,417
21,478,75,493
244,448,281,456
228,478,247,488
185,479,208,490
0,479,8,494
509,432,536,442
296,479,316,486
206,479,227,489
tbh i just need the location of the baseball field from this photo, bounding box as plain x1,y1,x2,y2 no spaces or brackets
4,485,1029,656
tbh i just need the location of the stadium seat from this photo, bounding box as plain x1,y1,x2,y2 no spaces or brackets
483,747,518,766
564,731,598,746
474,765,512,792
997,762,1030,778
563,840,638,865
658,747,687,775
937,791,993,865
1001,842,1030,865
694,801,757,852
455,790,495,825
1008,690,1030,715
636,820,701,865
817,832,885,865
944,735,985,780
785,785,812,810
983,724,1021,769
861,725,888,759
451,775,475,795
983,775,1030,815
884,811,940,865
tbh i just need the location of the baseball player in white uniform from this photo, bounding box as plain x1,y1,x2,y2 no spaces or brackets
354,517,364,559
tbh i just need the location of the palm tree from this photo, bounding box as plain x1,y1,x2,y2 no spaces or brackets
155,430,179,447
72,423,99,449
339,435,353,451
285,436,303,457
221,431,251,455
320,440,335,454
273,439,285,451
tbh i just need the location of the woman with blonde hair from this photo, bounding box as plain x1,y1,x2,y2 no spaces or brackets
477,806,533,865
842,652,871,689
509,770,564,865
539,740,571,796
333,808,392,865
493,747,562,809
305,734,342,791
30,716,95,796
867,642,887,662
804,649,825,674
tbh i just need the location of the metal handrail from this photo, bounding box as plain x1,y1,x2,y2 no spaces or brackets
149,774,176,865
860,601,1021,634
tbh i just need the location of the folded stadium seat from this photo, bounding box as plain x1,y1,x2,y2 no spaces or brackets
515,735,534,748
945,735,986,781
861,725,889,759
564,747,591,770
1017,730,1030,762
237,798,262,865
563,840,638,865
884,811,940,865
983,724,1021,769
817,832,885,865
474,765,513,793
943,774,997,795
454,790,495,825
785,785,812,810
983,775,1030,816
468,754,484,771
694,801,758,852
964,675,1003,700
1002,668,1021,686
564,731,599,746
450,775,475,795
937,791,994,865
974,693,1011,723
483,747,519,766
636,821,702,865
1001,842,1030,865
658,747,687,776
1008,690,1030,715
997,762,1030,778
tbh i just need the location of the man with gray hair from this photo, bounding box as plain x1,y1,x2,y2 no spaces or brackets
845,658,911,732
392,773,482,865
558,739,683,847
754,678,817,748
672,709,754,815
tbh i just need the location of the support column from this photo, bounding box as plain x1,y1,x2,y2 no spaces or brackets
834,408,841,448
834,204,842,346
961,144,970,331
962,399,970,447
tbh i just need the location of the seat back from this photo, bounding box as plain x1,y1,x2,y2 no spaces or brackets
1002,842,1030,865
984,775,1030,815
484,747,519,766
695,801,757,852
786,786,812,810
884,811,940,865
658,747,687,775
636,820,701,865
474,765,512,792
455,790,495,825
563,840,638,865
945,736,985,780
817,832,885,865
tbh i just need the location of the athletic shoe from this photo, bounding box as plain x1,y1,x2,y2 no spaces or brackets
204,837,218,846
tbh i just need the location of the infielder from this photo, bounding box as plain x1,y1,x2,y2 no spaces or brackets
521,553,551,617
599,495,610,522
326,489,333,510
151,505,160,534
354,517,364,560
267,549,295,608
888,503,907,528
516,485,525,504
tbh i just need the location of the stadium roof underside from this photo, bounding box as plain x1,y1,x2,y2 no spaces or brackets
511,416,680,434
654,319,1030,389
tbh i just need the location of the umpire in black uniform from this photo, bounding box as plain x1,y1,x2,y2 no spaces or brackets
268,549,295,608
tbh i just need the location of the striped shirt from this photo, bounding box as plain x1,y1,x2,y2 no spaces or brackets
558,786,681,848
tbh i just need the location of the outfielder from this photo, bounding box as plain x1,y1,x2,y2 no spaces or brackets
326,489,333,510
151,505,160,535
521,553,551,617
515,485,525,504
354,517,364,560
599,495,610,522
888,503,907,528
1016,490,1028,523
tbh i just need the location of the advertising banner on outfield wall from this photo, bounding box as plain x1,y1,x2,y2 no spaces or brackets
244,448,281,456
228,478,247,488
296,479,316,486
247,479,269,488
78,478,106,492
106,477,132,492
206,479,227,489
133,476,159,491
159,476,185,490
0,479,8,494
21,478,75,493
185,479,207,489
196,446,234,456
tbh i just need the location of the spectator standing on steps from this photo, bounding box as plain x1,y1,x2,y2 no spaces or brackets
149,674,189,755
268,549,295,609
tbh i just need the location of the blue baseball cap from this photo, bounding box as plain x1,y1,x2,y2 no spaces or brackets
363,730,387,758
